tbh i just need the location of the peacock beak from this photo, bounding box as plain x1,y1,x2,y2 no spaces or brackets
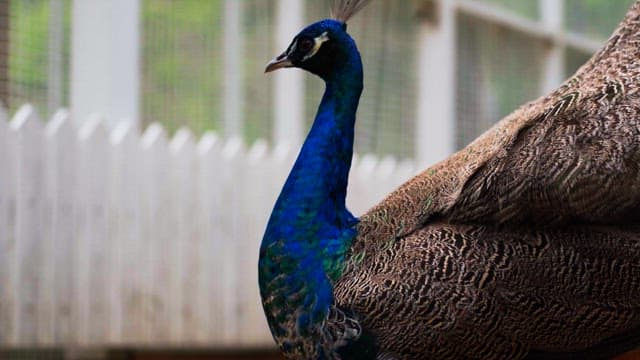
265,52,294,73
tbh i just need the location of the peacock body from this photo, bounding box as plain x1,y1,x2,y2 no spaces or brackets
259,1,640,359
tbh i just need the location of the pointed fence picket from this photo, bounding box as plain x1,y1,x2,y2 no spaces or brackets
219,137,245,344
139,123,171,344
168,128,197,344
109,122,141,345
0,106,14,344
11,105,44,345
43,110,75,345
107,123,140,343
0,104,419,349
195,132,224,345
77,116,112,345
241,140,272,344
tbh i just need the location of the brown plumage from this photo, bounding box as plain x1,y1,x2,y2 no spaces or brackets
334,1,640,358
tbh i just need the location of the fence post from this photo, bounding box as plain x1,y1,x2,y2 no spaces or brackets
195,133,223,345
0,105,13,344
107,121,138,343
540,0,565,93
223,0,245,138
75,115,111,345
138,124,170,343
44,110,75,345
168,128,196,344
240,140,273,345
70,0,140,128
273,0,304,147
219,137,246,344
415,0,456,168
10,105,44,345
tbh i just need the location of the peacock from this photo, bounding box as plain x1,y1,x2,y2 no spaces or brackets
259,0,640,359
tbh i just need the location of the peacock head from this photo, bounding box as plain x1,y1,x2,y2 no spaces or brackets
265,0,371,81
265,20,357,80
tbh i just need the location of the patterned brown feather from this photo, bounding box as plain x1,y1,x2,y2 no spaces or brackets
337,223,640,359
334,1,640,358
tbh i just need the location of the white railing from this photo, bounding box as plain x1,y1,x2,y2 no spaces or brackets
0,104,418,348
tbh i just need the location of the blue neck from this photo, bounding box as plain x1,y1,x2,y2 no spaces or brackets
259,48,363,353
274,74,363,226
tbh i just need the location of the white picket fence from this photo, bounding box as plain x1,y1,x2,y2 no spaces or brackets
0,104,418,349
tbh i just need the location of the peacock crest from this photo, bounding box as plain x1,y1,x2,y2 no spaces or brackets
330,0,373,23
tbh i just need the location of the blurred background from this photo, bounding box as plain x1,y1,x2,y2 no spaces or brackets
6,0,635,161
0,0,636,359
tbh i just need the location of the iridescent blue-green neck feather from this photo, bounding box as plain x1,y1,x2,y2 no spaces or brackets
259,19,365,358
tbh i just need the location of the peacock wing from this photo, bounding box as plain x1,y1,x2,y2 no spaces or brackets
445,87,640,226
354,1,640,249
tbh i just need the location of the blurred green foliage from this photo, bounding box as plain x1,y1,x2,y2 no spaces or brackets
241,0,276,143
9,0,48,96
9,0,71,116
142,0,224,135
142,0,277,142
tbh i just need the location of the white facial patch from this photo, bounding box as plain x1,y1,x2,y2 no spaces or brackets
302,32,330,61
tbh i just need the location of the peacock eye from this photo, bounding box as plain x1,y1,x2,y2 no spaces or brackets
298,38,314,52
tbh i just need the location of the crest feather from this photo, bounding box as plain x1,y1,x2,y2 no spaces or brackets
331,0,373,23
